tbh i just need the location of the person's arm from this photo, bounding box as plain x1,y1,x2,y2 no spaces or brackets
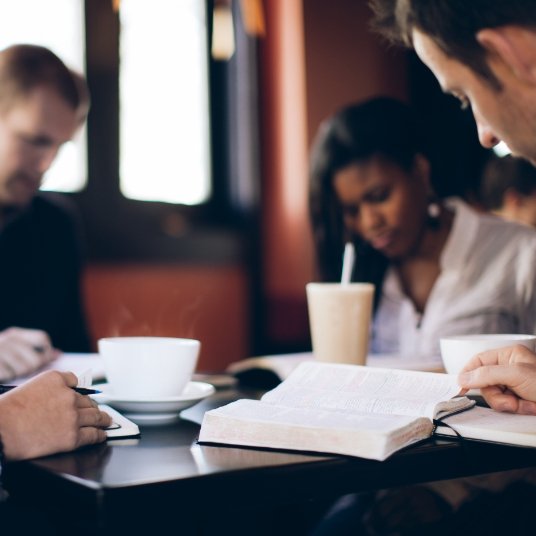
0,370,111,461
0,327,59,381
458,344,536,415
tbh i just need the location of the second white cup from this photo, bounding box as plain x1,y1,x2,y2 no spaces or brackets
440,333,536,375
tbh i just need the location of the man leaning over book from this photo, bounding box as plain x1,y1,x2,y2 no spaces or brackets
310,1,536,535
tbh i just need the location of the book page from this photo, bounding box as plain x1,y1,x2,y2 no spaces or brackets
226,352,313,380
226,352,443,383
199,399,434,461
368,354,444,373
203,399,421,432
11,353,105,385
261,362,464,419
437,406,536,447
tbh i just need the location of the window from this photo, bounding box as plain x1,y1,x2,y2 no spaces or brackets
119,0,211,205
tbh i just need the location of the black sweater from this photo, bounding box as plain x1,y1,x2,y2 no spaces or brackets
0,193,91,352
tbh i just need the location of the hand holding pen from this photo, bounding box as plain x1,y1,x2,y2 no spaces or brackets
0,327,59,382
0,370,111,461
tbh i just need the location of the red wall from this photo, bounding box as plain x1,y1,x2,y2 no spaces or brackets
259,0,314,347
303,0,408,147
83,264,249,372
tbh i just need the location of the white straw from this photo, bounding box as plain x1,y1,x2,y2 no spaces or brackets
341,242,355,284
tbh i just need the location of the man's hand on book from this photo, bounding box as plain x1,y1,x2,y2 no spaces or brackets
458,345,536,415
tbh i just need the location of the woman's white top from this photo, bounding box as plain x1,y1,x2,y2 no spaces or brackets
371,198,536,364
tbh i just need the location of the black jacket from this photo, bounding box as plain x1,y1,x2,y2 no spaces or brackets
0,193,91,352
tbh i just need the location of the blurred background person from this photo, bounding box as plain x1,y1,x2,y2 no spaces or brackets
309,96,536,366
0,44,92,381
480,154,536,228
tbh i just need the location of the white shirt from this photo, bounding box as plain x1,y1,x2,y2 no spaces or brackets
371,198,536,363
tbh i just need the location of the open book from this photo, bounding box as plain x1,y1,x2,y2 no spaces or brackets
226,352,444,389
437,406,536,447
199,362,475,461
226,352,313,388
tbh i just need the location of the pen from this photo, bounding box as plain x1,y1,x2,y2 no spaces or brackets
0,385,101,395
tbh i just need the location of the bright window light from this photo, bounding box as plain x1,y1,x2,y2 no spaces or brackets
0,0,86,192
119,0,211,205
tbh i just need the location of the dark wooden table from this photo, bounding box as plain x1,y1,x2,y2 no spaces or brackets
4,388,536,535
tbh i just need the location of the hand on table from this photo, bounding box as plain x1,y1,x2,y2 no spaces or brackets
0,370,112,460
0,327,59,381
458,344,536,415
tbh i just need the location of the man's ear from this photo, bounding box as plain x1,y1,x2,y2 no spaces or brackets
477,26,536,84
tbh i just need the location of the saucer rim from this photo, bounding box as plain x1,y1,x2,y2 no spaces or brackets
93,381,215,404
125,412,183,425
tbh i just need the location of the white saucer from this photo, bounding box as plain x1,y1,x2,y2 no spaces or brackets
124,412,184,426
92,381,215,414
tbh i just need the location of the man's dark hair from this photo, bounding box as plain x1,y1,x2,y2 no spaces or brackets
0,44,88,115
369,0,536,90
480,155,536,210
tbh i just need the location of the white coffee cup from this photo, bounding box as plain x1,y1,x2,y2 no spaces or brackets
98,336,200,399
440,334,536,375
306,282,374,365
